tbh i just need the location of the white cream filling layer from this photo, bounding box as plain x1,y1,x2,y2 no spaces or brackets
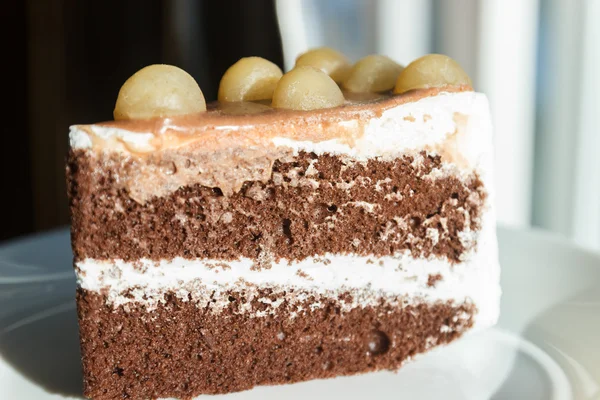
76,252,499,330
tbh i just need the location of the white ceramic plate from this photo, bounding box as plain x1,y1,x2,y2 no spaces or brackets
0,227,599,399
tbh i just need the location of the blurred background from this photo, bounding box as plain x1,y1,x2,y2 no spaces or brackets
4,0,600,251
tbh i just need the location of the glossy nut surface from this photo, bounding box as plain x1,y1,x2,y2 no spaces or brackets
394,54,472,94
272,66,344,111
342,55,403,93
114,64,206,120
294,47,351,83
218,57,283,102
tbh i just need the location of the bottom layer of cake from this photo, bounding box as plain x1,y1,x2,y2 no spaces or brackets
77,288,476,400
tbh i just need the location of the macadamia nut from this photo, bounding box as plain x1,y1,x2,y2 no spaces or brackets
114,64,206,120
272,67,344,110
218,57,283,102
394,54,472,94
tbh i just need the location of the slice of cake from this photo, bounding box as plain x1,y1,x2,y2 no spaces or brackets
67,50,500,399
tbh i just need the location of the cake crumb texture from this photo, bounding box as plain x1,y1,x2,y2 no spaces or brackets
67,151,484,264
77,289,475,400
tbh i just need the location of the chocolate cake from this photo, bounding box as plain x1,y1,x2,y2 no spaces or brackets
67,50,501,399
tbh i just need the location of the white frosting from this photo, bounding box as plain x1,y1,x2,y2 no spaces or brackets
69,128,93,149
69,125,156,153
272,91,491,168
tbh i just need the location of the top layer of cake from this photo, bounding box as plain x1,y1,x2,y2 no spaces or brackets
68,51,491,203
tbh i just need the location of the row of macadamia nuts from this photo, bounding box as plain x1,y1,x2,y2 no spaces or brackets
113,48,472,120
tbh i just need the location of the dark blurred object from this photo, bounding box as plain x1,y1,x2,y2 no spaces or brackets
3,1,32,241
5,0,282,241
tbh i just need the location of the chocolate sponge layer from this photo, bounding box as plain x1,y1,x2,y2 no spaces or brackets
77,288,475,399
67,150,484,263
